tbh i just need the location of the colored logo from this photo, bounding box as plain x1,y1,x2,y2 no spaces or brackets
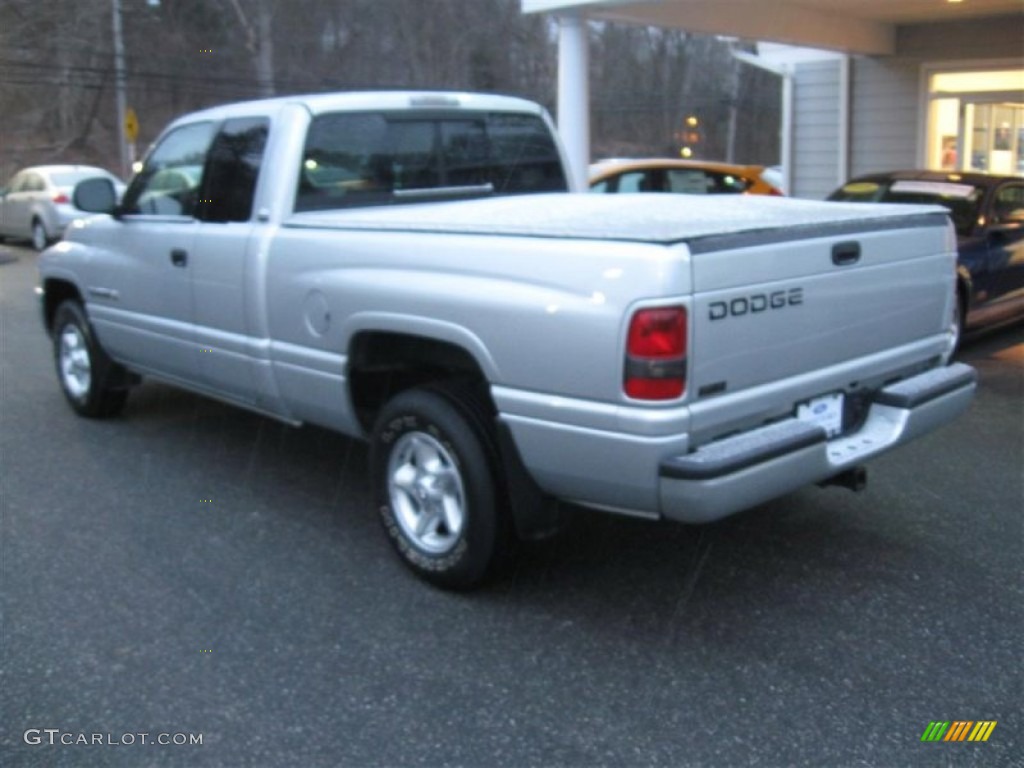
921,721,997,742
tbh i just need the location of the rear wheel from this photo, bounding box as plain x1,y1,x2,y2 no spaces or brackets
370,384,510,589
31,218,49,251
53,300,129,417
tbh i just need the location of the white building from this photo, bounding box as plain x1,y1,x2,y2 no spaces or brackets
522,0,1024,198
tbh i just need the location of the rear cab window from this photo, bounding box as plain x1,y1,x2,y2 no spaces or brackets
295,110,567,212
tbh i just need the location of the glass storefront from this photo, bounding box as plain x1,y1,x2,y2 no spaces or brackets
926,67,1024,176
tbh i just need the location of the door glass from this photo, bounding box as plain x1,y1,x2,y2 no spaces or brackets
199,117,269,223
122,122,216,216
993,183,1024,224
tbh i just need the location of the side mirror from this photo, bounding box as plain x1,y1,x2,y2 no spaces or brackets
73,177,118,215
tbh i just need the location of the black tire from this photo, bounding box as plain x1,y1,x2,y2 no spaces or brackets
52,300,129,418
948,289,967,362
31,218,49,251
370,383,510,589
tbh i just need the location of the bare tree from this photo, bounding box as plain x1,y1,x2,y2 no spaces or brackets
0,0,778,181
224,0,275,97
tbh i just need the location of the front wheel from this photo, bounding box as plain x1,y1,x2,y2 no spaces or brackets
370,385,510,589
53,300,129,417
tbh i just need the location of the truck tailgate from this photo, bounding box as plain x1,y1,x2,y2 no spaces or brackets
687,211,955,431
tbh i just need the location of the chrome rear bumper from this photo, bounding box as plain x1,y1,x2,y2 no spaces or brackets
659,363,977,523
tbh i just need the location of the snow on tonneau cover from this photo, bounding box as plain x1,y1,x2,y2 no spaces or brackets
287,190,944,245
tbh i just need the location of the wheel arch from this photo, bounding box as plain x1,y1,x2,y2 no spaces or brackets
955,265,973,329
41,278,83,335
956,265,972,307
347,329,495,434
348,327,561,541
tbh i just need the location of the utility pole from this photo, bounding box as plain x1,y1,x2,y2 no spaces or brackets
112,0,129,178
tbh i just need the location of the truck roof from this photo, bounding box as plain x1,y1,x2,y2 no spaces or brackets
172,90,548,124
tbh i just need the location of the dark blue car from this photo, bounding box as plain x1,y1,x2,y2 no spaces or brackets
829,170,1024,352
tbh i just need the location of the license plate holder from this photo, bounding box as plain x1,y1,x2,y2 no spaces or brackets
796,393,844,438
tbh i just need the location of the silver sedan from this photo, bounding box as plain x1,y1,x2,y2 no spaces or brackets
0,165,124,250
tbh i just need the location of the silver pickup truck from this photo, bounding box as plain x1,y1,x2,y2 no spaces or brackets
38,91,976,588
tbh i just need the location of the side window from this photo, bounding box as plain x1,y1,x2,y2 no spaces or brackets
13,173,44,193
198,117,269,223
122,122,216,216
617,172,646,193
706,171,751,194
993,184,1024,223
667,170,707,194
664,170,750,195
590,179,610,193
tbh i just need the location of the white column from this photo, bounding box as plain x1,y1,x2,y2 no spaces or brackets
781,66,793,196
837,54,851,186
557,13,590,192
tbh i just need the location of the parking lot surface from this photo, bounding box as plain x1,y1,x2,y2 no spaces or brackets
1,243,1021,767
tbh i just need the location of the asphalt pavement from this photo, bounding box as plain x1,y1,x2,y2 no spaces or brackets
1,242,1021,767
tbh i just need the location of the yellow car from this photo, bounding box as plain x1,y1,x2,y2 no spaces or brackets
589,159,784,196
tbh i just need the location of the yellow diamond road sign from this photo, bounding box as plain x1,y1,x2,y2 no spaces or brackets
124,108,139,143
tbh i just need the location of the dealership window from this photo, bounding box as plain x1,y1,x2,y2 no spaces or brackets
926,67,1024,176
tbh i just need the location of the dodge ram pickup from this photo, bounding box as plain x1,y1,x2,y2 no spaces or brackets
38,91,977,588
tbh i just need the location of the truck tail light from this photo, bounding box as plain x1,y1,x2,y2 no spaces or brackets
624,306,687,400
52,193,70,204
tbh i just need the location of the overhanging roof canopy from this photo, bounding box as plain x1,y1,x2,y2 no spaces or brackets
523,0,1024,55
